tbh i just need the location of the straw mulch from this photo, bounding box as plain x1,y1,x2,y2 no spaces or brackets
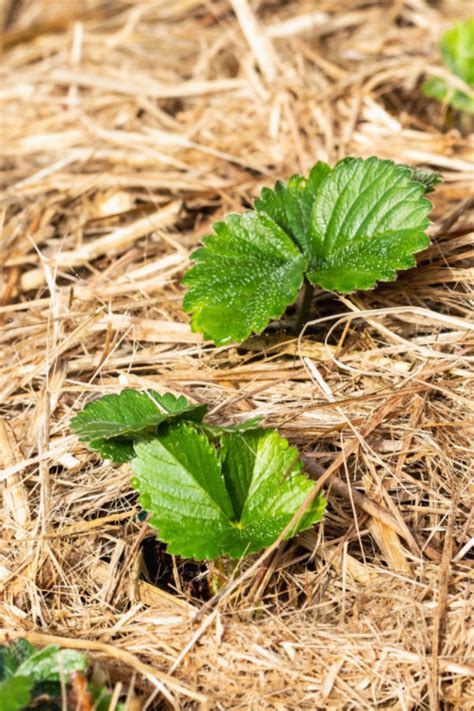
1,1,473,708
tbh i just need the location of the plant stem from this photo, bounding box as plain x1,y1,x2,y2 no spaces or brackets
209,557,236,594
294,278,314,334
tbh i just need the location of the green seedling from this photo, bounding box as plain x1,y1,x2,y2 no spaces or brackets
0,639,123,711
182,156,439,345
72,389,325,561
423,17,474,113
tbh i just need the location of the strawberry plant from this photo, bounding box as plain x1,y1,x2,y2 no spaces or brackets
182,156,439,345
423,17,474,113
71,389,325,561
0,639,86,711
0,639,123,711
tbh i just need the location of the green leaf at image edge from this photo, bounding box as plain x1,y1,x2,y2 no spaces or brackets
423,76,474,113
423,17,474,114
0,643,87,711
15,645,87,683
130,422,325,560
0,640,125,711
0,676,33,711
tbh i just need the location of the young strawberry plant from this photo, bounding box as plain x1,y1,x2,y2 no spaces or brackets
182,156,439,345
0,639,124,711
71,389,326,561
423,17,474,114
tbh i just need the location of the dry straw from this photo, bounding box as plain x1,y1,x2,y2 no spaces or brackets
1,0,473,708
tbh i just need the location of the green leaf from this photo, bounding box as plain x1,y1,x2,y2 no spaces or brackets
88,438,136,464
0,643,86,710
440,17,474,85
423,18,474,113
0,676,33,711
423,76,474,113
71,389,207,462
0,641,36,681
16,645,87,683
255,161,331,256
182,211,307,345
199,416,263,440
220,429,325,539
306,157,432,292
131,423,325,560
0,641,122,711
90,685,126,711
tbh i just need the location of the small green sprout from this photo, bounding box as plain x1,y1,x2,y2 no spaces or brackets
423,17,474,113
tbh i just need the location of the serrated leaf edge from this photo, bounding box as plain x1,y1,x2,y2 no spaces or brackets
130,423,325,560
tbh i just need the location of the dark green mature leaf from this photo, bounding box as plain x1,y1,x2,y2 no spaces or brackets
0,676,33,711
131,423,325,560
182,211,307,345
306,157,432,292
255,161,331,256
71,389,207,462
423,18,474,113
72,389,206,440
0,641,35,681
88,438,136,464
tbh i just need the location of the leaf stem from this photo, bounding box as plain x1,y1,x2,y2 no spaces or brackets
209,557,236,594
294,278,314,334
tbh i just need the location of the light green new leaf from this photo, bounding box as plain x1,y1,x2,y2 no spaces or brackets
423,18,474,113
131,423,325,560
182,211,307,345
71,389,207,462
306,157,432,292
0,676,33,711
255,161,331,256
441,17,474,83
